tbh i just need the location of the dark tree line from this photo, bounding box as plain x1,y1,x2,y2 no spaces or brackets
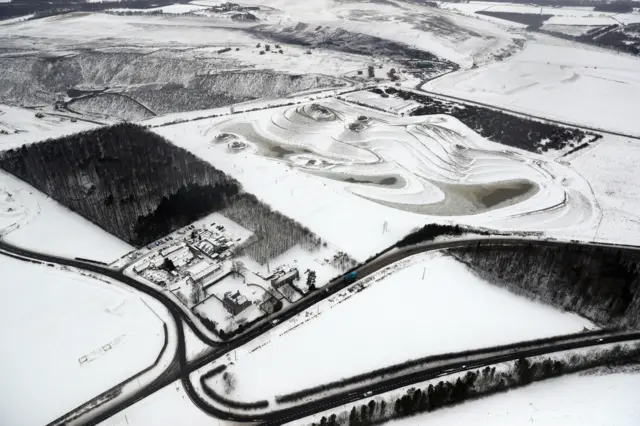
475,11,553,28
312,344,640,426
394,223,519,247
593,2,635,12
452,244,640,329
375,89,602,153
0,123,240,247
133,183,237,246
396,224,468,246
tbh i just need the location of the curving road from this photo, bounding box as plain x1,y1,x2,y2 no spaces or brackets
2,236,640,425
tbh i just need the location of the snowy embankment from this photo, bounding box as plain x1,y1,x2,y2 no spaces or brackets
0,170,132,263
154,96,599,261
0,255,168,426
201,253,594,402
389,371,640,426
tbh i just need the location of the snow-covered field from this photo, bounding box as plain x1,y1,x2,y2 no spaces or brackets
154,96,599,260
540,24,603,37
0,13,371,79
423,36,640,136
544,15,617,26
345,91,422,115
0,104,98,149
439,1,640,26
571,136,640,246
204,253,593,402
238,0,519,66
0,170,132,262
109,4,209,14
100,379,214,426
389,372,640,426
0,255,166,426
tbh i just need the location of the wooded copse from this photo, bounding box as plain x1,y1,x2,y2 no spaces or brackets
312,343,640,426
0,123,241,246
221,193,323,264
451,244,640,329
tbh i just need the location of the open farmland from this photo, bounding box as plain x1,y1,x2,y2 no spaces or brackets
0,255,167,426
423,37,640,136
571,136,640,246
201,253,594,402
0,104,98,149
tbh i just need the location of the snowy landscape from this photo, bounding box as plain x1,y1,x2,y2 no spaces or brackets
1,0,640,425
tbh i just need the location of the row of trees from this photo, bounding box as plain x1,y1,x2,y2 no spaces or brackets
221,193,322,264
395,223,502,247
312,343,640,426
381,89,602,153
452,244,640,329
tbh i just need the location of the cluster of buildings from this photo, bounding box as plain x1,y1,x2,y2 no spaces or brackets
133,226,238,292
131,221,310,328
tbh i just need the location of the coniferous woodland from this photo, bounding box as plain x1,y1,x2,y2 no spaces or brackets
452,244,640,329
0,123,329,264
0,124,240,246
221,193,322,264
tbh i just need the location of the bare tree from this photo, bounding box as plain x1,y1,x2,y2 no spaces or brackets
231,260,245,277
190,280,203,304
222,371,237,394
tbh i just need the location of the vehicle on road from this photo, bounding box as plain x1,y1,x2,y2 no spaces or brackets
344,271,358,284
